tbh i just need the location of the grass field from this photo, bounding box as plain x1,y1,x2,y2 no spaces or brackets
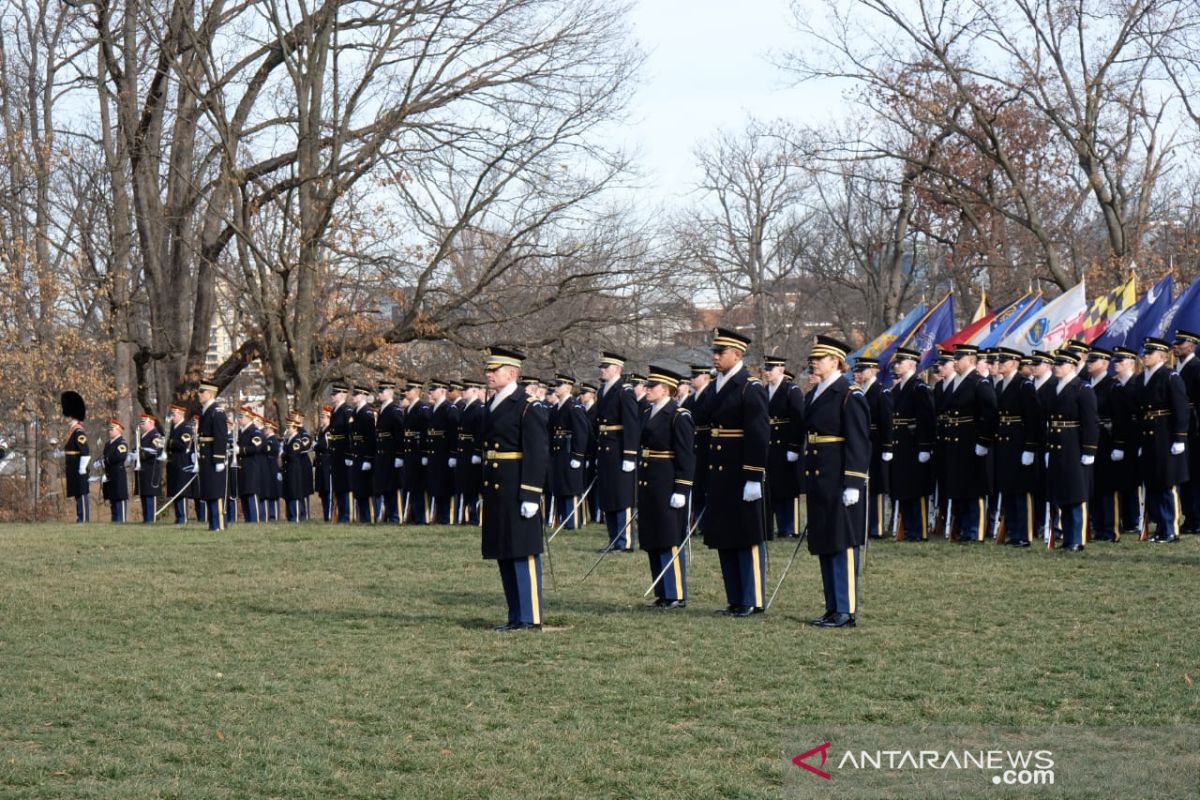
1,520,1198,799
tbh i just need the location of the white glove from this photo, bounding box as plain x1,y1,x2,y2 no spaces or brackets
786,450,799,463
881,452,893,462
1111,449,1124,462
344,459,353,467
670,493,686,508
622,460,635,472
394,457,402,468
742,481,762,502
78,455,90,475
1081,454,1095,466
448,458,457,468
1021,451,1034,466
421,457,429,466
471,455,481,465
1138,447,1143,457
276,471,282,481
918,451,930,464
570,459,582,469
1044,452,1050,467
233,443,240,455
842,487,860,506
1172,441,1186,455
157,451,167,462
125,453,136,466
361,461,371,471
215,463,225,473
520,501,538,518
974,444,988,457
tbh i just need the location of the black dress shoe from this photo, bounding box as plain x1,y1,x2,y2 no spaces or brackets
646,598,667,608
715,605,745,616
1011,540,1031,548
730,605,756,617
660,599,686,610
817,612,856,628
1154,534,1181,543
810,611,835,626
1064,544,1084,552
500,622,541,632
493,622,516,631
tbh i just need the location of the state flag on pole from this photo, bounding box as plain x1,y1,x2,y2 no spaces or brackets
999,281,1087,353
1077,275,1137,342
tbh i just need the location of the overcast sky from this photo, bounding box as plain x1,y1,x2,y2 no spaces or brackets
619,0,843,205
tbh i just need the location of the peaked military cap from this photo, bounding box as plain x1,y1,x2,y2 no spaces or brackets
486,346,526,370
1143,337,1171,353
810,335,851,361
1175,329,1200,345
953,344,978,358
762,354,787,368
645,365,683,390
598,351,627,368
1112,346,1138,360
893,346,921,362
711,327,751,353
852,357,879,370
551,374,576,387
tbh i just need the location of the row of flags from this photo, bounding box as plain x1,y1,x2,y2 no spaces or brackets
853,271,1200,384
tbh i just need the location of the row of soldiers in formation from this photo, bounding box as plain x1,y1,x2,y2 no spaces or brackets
57,325,1198,630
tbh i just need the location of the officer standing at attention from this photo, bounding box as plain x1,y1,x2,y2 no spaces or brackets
328,382,354,523
480,347,549,632
1109,347,1143,536
351,385,378,524
682,365,714,523
1171,329,1200,533
1137,337,1190,542
991,347,1041,546
165,403,195,525
887,347,935,541
196,380,229,531
941,344,997,542
1044,349,1099,551
593,352,642,552
102,418,131,523
762,355,805,539
61,391,90,523
314,405,333,522
851,357,892,539
703,328,769,617
803,336,870,628
134,412,166,523
282,411,314,522
1085,346,1121,541
547,375,591,531
456,380,486,525
637,366,695,609
374,381,403,524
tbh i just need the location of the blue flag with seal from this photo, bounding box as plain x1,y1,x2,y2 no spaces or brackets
978,293,1042,348
1152,274,1196,343
849,303,926,366
1094,274,1173,350
892,292,956,380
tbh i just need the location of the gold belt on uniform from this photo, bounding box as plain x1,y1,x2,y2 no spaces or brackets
197,436,215,443
808,434,845,444
769,418,788,426
998,415,1023,424
640,449,675,458
1143,408,1172,419
943,416,974,426
711,428,744,438
598,424,624,433
64,450,81,455
1048,421,1079,429
485,450,523,460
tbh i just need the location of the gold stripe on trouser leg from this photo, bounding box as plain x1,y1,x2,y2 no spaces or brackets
1025,493,1033,541
920,497,928,540
527,555,541,625
877,494,883,537
150,497,156,522
1173,486,1181,538
1113,492,1120,541
218,498,225,531
670,546,682,598
1081,502,1088,544
793,497,800,535
846,547,857,615
449,496,456,526
977,498,985,540
751,544,763,608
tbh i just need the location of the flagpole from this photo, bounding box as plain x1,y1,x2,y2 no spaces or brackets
896,290,953,352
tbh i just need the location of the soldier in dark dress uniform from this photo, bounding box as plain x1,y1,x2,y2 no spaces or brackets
194,381,229,530
328,382,353,523
577,382,600,524
990,347,1041,546
165,404,195,525
349,386,377,524
455,380,486,525
101,419,131,522
762,356,805,538
374,382,403,523
1137,337,1190,542
61,391,90,523
888,347,935,541
1085,346,1121,541
931,348,956,536
1029,350,1058,540
1109,348,1143,535
1171,329,1200,532
402,382,430,524
261,417,282,521
314,405,333,521
593,352,642,551
236,406,265,523
682,366,713,524
637,367,695,609
1044,350,1099,551
134,412,165,524
803,336,870,628
547,374,591,531
940,344,997,542
480,347,550,631
423,381,455,524
851,357,892,539
282,411,314,522
703,328,769,617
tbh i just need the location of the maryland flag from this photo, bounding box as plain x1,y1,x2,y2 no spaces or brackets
1076,275,1137,342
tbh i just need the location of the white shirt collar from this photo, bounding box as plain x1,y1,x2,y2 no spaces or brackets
649,397,671,418
1145,362,1163,380
715,361,744,393
812,370,842,401
953,366,975,390
489,382,517,411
